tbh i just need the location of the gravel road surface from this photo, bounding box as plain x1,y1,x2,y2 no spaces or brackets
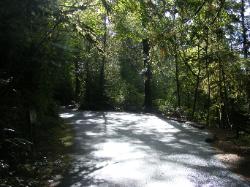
59,110,250,187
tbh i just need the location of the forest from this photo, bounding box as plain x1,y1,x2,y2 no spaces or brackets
0,0,250,186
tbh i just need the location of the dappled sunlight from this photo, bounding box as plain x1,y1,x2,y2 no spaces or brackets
167,143,184,149
75,120,85,125
59,111,250,187
167,154,208,167
85,131,103,137
93,142,134,158
93,141,147,161
75,119,104,125
146,179,194,187
60,113,75,118
94,159,147,181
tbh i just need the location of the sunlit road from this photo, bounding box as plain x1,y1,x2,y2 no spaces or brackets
59,110,250,187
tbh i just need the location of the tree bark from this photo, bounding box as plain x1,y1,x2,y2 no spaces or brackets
205,28,211,126
84,60,90,106
139,0,152,112
241,0,250,112
218,52,230,128
241,0,248,58
175,53,181,108
173,11,181,108
192,45,201,119
84,42,91,109
99,14,107,107
143,38,152,112
74,61,80,101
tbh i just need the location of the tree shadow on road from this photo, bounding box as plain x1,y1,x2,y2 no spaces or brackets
59,110,250,187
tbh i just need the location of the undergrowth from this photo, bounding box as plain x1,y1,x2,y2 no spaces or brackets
0,118,73,187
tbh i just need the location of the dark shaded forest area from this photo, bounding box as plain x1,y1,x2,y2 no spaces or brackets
0,0,250,186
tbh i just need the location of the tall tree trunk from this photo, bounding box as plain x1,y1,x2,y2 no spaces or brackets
173,12,180,108
218,54,230,128
241,0,248,58
192,45,201,119
241,0,250,112
84,42,91,109
205,28,211,126
175,53,181,108
143,38,152,112
221,65,230,128
85,60,90,107
218,58,224,128
74,61,80,101
139,0,152,112
99,14,107,107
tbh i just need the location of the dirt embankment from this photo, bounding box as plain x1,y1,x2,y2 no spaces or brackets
208,128,250,181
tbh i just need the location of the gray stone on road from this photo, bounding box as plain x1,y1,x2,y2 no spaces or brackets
59,111,250,187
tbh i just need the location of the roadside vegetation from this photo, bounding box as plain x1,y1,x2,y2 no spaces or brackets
0,118,73,186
